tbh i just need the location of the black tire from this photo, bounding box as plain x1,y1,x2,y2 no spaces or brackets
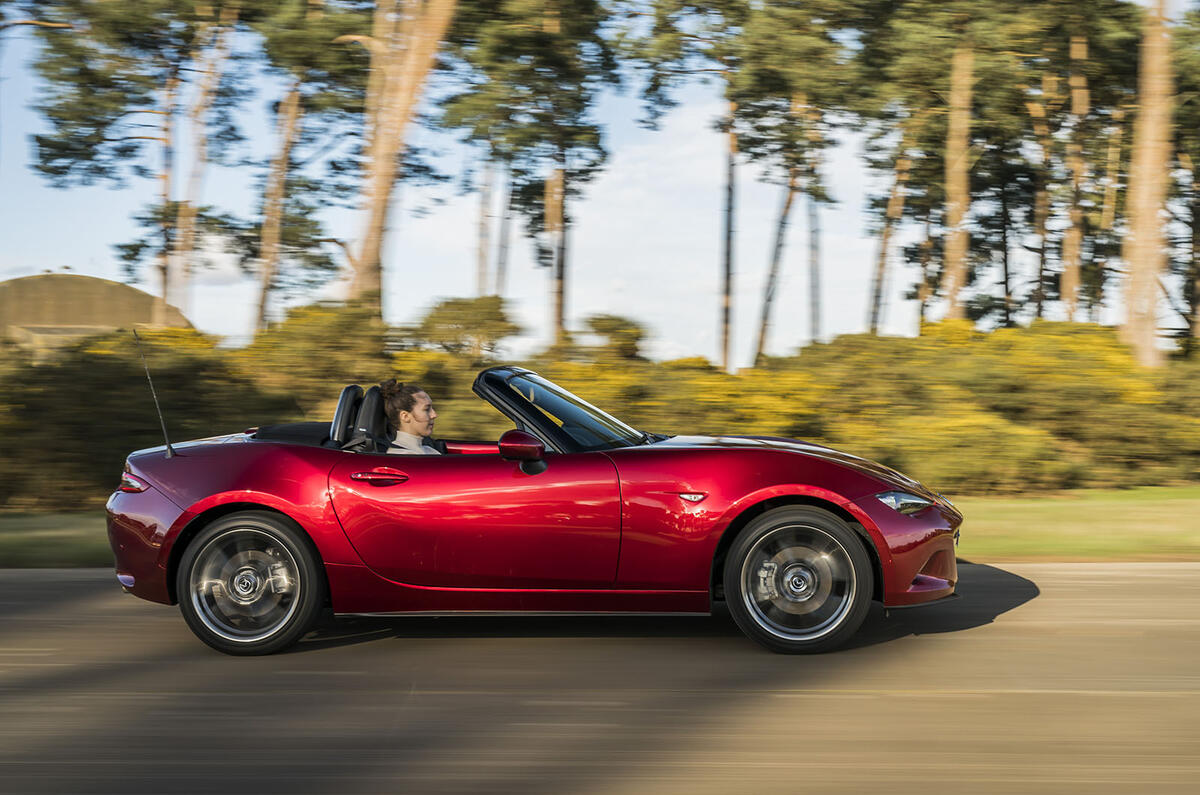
723,506,872,654
176,511,325,656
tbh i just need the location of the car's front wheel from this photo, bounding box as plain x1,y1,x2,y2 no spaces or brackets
176,511,324,655
724,506,872,654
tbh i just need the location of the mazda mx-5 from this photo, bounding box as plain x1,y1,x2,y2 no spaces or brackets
107,366,962,655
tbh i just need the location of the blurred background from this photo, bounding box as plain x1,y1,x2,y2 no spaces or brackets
1,0,1199,562
1,6,1199,794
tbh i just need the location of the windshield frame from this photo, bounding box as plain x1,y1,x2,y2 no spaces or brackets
503,373,645,452
468,367,645,453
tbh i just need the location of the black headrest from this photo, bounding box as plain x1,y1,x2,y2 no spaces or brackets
329,385,363,445
353,385,386,440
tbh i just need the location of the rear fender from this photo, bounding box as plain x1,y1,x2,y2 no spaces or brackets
160,489,364,571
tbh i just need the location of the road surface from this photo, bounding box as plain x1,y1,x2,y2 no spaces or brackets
0,562,1196,794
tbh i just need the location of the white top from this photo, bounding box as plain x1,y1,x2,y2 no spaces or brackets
387,431,441,455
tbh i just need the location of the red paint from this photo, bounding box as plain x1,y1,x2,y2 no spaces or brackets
328,451,620,588
106,392,962,618
444,440,498,455
497,429,545,461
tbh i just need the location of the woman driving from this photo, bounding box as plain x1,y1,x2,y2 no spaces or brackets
380,379,442,455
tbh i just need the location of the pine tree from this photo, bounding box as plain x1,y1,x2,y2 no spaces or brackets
1169,8,1200,354
729,0,850,360
29,1,240,325
336,0,458,319
440,0,618,345
1121,0,1172,367
623,0,750,371
250,0,371,330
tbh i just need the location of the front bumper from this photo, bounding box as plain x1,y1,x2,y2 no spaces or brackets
853,494,961,607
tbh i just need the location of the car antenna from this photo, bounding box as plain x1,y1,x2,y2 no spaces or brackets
132,328,175,459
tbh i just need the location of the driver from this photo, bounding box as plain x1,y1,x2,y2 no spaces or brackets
380,379,443,455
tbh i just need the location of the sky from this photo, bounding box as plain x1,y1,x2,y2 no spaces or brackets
1,4,1184,366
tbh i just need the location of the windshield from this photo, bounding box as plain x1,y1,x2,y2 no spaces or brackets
506,373,644,451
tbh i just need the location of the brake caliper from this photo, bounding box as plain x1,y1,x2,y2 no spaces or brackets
755,561,780,600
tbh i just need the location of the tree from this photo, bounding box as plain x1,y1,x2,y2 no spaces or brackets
250,0,371,330
585,313,646,360
729,0,849,362
336,0,458,319
398,295,521,357
1169,8,1200,354
29,1,240,325
1121,0,1171,367
625,0,750,371
1007,1,1139,321
440,0,618,344
0,3,70,170
173,2,241,315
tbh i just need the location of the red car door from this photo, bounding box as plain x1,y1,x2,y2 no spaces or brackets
327,451,621,589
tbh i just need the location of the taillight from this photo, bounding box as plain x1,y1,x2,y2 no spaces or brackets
119,473,149,493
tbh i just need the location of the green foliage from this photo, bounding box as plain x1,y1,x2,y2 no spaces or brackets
0,328,294,511
395,295,522,357
2,305,1199,510
235,301,391,418
29,1,231,185
729,0,852,194
441,0,619,250
585,314,646,360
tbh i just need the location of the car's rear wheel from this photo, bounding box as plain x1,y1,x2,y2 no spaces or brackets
724,506,872,654
177,511,324,656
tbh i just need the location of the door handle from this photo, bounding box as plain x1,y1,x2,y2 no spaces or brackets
350,468,409,486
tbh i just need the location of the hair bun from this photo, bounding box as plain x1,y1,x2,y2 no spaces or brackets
380,378,404,399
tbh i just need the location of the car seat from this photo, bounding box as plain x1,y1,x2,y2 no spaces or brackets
327,385,363,448
341,385,388,452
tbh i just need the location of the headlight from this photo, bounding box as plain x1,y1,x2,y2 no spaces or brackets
876,490,933,515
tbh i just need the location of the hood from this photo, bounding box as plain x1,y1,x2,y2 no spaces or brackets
652,434,938,499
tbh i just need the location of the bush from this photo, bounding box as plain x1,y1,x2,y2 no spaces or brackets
2,307,1197,509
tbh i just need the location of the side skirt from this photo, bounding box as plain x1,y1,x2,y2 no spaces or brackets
337,610,712,618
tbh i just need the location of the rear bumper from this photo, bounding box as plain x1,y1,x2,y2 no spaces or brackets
106,487,189,605
851,495,961,607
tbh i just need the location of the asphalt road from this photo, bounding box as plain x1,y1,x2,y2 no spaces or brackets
0,562,1196,795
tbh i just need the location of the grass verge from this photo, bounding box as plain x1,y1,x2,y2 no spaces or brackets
0,512,112,567
2,486,1199,567
954,485,1200,561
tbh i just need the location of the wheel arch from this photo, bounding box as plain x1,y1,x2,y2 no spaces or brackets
165,502,328,606
708,495,884,606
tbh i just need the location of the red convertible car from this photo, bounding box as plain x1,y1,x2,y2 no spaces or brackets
107,366,961,656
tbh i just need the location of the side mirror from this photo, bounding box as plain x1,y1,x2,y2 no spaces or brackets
498,429,547,474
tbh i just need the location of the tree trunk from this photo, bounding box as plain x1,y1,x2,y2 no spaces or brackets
868,126,915,334
255,81,304,332
547,163,566,344
808,187,820,345
917,213,933,330
494,165,512,296
1121,0,1172,367
1061,33,1090,320
720,99,736,371
476,156,493,296
1023,86,1055,320
343,0,458,318
942,43,973,319
153,71,179,328
1189,165,1199,351
1001,181,1012,327
1033,169,1049,318
1101,109,1125,231
174,4,238,319
753,170,798,365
